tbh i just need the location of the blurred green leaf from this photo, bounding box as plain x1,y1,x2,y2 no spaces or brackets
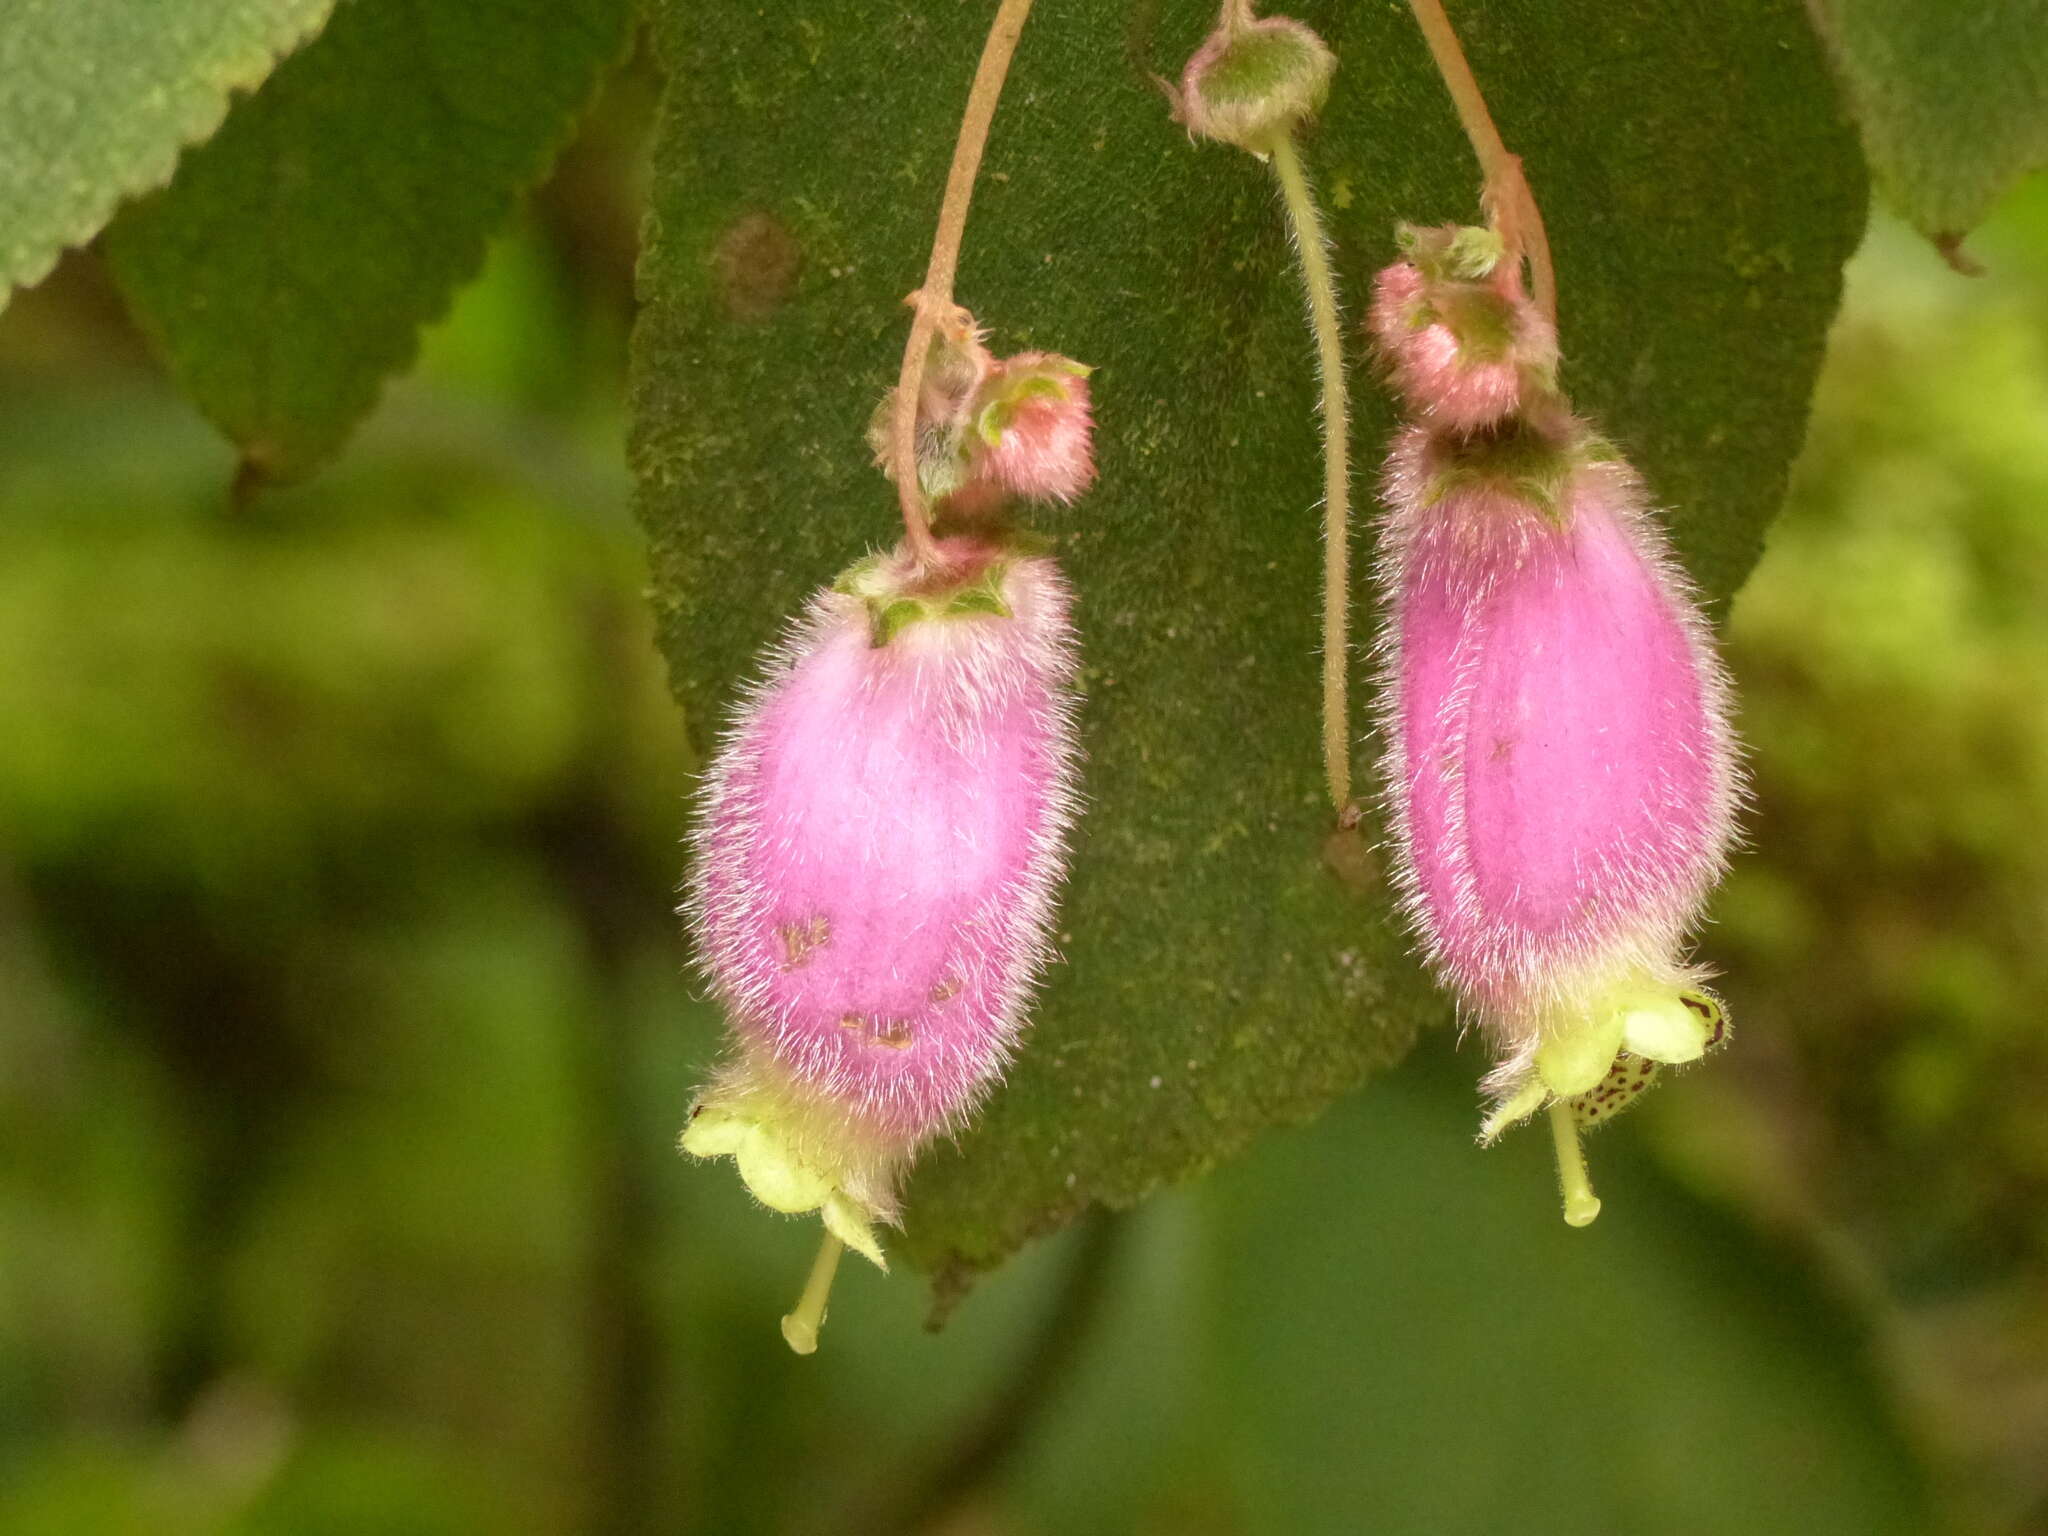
1206,1042,1932,1536
0,0,337,302
240,1432,515,1536
1695,202,2048,1526
630,0,1865,1287
1813,0,2048,246
102,0,634,484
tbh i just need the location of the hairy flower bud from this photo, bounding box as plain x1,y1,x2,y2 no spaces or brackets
973,352,1096,503
683,537,1080,1347
1178,6,1336,152
868,312,1095,514
1372,270,1739,1224
1369,224,1559,433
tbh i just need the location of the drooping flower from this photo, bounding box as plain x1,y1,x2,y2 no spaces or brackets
683,536,1081,1348
1371,227,1740,1225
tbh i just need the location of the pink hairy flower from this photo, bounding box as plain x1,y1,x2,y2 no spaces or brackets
1380,432,1735,1013
1369,225,1558,434
1371,234,1739,1225
682,535,1080,1348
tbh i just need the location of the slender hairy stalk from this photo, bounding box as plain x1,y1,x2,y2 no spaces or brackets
1403,0,1556,326
1265,131,1353,817
890,0,1037,566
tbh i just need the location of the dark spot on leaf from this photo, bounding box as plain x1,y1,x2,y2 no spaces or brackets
712,211,801,319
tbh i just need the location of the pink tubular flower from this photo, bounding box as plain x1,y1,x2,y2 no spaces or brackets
682,536,1080,1348
1371,231,1739,1225
1381,432,1735,1012
1369,225,1558,434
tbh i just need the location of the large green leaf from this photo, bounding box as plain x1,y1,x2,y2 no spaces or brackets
1814,0,2048,247
0,0,338,302
102,0,636,484
630,0,1865,1287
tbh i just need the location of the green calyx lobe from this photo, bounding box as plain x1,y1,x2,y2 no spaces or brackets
1398,222,1507,283
1201,28,1327,110
832,546,1023,648
1393,226,1539,371
975,358,1090,448
1422,412,1585,522
1414,287,1520,363
1186,16,1336,149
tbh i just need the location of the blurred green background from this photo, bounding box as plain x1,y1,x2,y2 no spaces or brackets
2,62,2045,1536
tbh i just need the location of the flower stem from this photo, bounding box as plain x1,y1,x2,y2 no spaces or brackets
1402,0,1556,327
1265,130,1353,818
890,0,1036,567
780,1232,845,1356
1547,1100,1602,1228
